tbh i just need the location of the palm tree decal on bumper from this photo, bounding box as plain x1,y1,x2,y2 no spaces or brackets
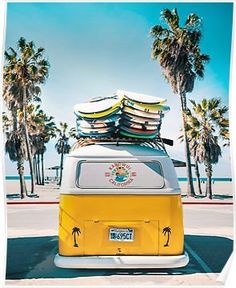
72,227,81,247
162,226,171,247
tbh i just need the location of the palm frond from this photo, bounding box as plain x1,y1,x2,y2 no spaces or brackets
151,9,209,95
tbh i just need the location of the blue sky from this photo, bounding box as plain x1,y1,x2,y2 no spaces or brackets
4,2,233,177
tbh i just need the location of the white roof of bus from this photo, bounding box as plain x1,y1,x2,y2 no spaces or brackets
69,144,168,158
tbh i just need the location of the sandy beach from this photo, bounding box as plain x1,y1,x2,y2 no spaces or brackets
5,180,60,202
4,179,234,203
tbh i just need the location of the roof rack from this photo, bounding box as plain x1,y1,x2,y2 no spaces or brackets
71,135,173,153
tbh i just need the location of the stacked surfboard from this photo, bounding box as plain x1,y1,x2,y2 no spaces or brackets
74,90,170,139
74,96,122,138
116,90,170,139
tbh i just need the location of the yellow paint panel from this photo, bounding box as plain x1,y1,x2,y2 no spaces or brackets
58,194,184,256
84,220,158,255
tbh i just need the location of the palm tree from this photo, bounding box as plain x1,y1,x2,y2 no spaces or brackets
179,128,203,195
55,122,76,186
162,226,172,247
2,112,12,132
194,161,203,195
72,227,81,247
4,37,50,194
28,104,56,185
31,135,45,185
219,119,230,147
2,108,28,199
5,129,28,199
150,9,210,197
185,98,229,199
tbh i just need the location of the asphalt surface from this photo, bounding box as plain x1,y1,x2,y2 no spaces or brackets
5,204,234,286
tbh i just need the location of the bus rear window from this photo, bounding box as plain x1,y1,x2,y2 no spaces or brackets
77,161,164,189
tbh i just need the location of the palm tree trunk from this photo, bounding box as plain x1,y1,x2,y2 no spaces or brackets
59,151,64,186
35,154,38,184
12,111,27,198
41,153,44,185
17,159,27,199
195,161,202,195
33,154,39,185
33,155,36,176
179,92,195,197
12,112,17,131
73,233,77,247
22,86,35,194
205,162,213,199
23,176,28,196
37,152,41,185
166,233,170,246
35,154,39,185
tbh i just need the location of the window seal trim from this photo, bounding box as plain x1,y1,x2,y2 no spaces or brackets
75,159,165,189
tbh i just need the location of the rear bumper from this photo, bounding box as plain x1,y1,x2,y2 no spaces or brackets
54,252,189,269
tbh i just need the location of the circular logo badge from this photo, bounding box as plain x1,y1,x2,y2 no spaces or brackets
105,163,137,187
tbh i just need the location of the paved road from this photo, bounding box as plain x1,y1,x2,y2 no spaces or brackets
6,204,234,286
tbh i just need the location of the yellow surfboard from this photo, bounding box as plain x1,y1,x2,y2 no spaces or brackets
78,106,120,119
74,95,122,119
124,99,170,114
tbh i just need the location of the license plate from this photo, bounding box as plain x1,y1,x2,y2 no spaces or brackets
109,228,134,242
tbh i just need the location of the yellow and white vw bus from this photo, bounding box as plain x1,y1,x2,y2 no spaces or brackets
54,141,189,268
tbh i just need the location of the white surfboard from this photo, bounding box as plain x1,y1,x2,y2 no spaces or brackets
74,95,122,115
77,120,116,129
78,126,115,134
117,90,166,104
121,113,161,125
119,119,159,130
122,106,161,119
